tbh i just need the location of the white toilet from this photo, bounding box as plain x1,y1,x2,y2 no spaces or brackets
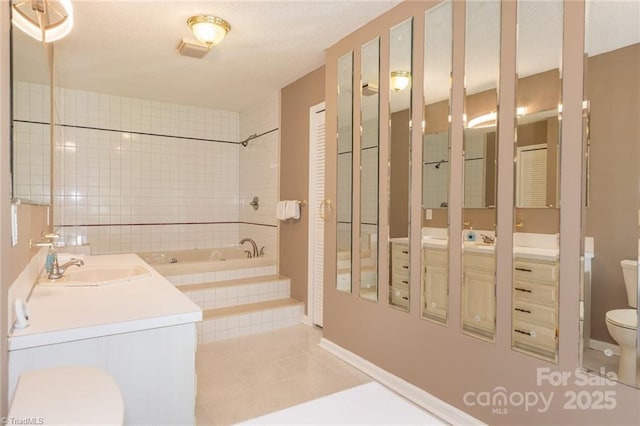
9,366,124,425
605,260,638,384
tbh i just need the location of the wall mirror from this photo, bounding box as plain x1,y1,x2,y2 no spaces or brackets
337,51,354,294
388,17,412,311
421,0,452,324
581,0,640,387
511,0,563,363
460,0,500,342
11,16,53,205
360,37,380,302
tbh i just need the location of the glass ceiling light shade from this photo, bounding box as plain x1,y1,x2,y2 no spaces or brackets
187,15,231,48
12,0,74,43
390,70,411,92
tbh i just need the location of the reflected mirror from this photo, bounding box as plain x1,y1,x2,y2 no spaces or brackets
360,38,380,302
388,18,412,311
421,0,452,324
337,52,354,294
11,14,52,205
581,0,640,387
461,0,500,341
511,0,562,364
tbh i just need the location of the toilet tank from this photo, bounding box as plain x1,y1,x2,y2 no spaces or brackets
621,260,638,308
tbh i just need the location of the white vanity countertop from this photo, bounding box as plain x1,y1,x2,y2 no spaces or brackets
9,254,202,351
390,237,448,249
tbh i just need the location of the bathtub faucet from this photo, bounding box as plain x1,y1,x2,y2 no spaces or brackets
239,238,259,258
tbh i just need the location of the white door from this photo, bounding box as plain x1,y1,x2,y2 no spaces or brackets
308,102,326,326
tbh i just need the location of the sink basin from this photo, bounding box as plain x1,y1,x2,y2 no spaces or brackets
40,265,152,286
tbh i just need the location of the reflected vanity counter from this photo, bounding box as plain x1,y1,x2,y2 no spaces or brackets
8,253,202,425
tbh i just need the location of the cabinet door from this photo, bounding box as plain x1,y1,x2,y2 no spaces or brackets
462,270,495,337
423,265,448,321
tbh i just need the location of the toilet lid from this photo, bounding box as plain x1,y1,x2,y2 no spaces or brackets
9,366,124,425
606,309,637,330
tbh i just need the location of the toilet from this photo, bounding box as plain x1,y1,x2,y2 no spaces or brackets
9,366,124,425
605,260,638,384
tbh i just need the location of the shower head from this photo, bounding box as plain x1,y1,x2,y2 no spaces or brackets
240,133,258,147
435,159,446,169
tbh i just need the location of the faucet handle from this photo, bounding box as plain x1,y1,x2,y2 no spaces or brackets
43,233,60,240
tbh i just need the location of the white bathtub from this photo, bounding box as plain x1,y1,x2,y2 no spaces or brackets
137,247,275,277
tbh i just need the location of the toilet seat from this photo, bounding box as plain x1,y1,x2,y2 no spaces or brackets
606,309,637,330
9,366,124,425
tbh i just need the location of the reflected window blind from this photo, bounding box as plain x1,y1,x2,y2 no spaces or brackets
517,146,547,207
311,108,325,327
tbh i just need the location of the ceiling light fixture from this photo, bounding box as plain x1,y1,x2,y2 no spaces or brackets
187,15,231,48
12,0,74,43
390,71,411,92
467,107,527,129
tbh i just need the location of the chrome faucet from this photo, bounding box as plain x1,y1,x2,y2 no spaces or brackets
239,238,258,258
48,256,84,280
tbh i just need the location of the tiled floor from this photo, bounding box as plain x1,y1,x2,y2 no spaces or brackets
195,324,373,425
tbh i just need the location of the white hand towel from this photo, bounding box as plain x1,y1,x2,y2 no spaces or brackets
276,201,287,220
286,201,300,220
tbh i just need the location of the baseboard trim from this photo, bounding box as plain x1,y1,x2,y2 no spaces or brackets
589,338,621,356
319,338,485,426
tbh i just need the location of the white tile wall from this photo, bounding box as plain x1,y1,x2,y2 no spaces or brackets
12,82,51,203
422,131,449,208
239,94,279,257
463,130,485,208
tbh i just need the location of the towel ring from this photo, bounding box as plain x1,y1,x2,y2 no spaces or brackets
320,199,333,221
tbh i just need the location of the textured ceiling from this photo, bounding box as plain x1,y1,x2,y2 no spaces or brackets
50,0,402,112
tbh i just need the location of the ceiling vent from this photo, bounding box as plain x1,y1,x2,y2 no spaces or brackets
177,38,209,59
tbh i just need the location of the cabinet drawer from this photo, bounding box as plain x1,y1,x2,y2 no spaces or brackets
513,320,557,354
513,301,557,328
514,260,558,283
392,243,410,261
390,287,409,308
424,249,448,266
514,280,557,306
464,253,495,273
392,261,410,276
391,274,409,289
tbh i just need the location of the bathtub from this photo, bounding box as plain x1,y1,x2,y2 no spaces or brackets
137,246,275,277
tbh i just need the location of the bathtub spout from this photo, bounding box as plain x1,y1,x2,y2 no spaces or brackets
244,250,253,258
239,238,258,258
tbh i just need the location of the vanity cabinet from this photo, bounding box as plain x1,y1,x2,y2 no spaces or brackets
390,241,410,309
512,257,559,362
422,247,448,321
462,251,496,338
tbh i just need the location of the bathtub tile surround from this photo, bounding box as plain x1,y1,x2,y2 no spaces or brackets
158,253,303,343
239,94,280,257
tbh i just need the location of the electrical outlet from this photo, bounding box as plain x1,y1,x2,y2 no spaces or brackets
425,209,432,220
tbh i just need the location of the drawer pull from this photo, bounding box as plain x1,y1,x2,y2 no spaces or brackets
402,250,409,254
402,266,409,269
515,328,534,336
515,287,532,293
474,315,481,322
431,302,437,308
515,267,533,273
515,308,532,314
402,280,408,284
402,296,409,300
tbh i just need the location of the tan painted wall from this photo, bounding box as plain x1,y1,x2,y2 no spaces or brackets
324,1,640,424
279,66,325,312
585,43,640,343
1,4,52,414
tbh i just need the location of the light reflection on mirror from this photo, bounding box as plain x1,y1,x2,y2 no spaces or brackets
388,17,412,311
421,0,452,324
461,0,500,342
581,0,640,387
337,52,354,294
360,37,380,302
11,18,52,205
511,0,562,363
